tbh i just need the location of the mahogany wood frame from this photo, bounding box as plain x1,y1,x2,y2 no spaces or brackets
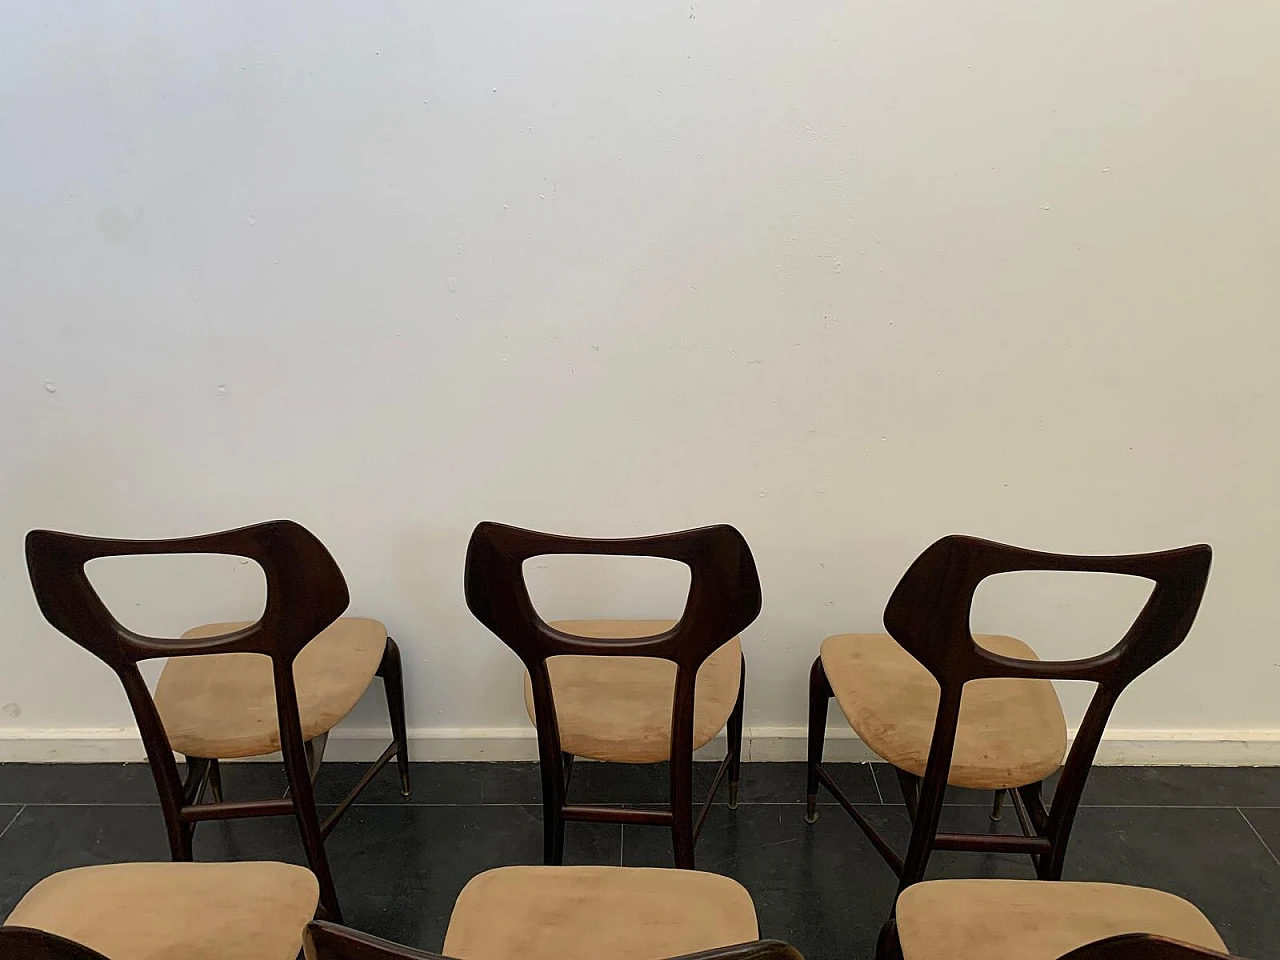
0,924,1239,960
464,521,762,869
308,921,805,960
24,519,412,922
0,928,112,960
1059,935,1242,960
807,535,1212,897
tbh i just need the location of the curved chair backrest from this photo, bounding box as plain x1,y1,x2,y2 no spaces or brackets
23,521,350,870
308,921,804,960
26,520,349,667
0,928,111,960
882,535,1211,882
464,520,761,760
465,521,761,667
1059,934,1243,960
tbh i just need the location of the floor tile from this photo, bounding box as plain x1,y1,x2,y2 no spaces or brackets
0,805,172,916
622,802,902,960
311,761,542,806
870,763,1280,809
1238,808,1280,863
564,761,717,805
319,805,620,949
868,763,1022,808
0,806,22,833
1073,767,1280,808
792,762,882,806
0,764,161,805
1060,806,1280,960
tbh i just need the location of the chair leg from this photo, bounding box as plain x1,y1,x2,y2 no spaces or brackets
378,637,411,797
283,743,343,923
304,732,329,783
181,755,210,805
726,655,746,810
672,781,696,870
876,919,902,960
990,788,1005,823
207,758,223,803
543,794,566,865
806,656,832,824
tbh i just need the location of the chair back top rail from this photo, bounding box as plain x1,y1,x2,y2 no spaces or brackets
464,520,762,668
883,535,1212,687
1058,934,1243,960
308,922,804,960
25,519,350,667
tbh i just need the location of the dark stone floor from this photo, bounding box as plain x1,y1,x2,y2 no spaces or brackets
1,762,1277,960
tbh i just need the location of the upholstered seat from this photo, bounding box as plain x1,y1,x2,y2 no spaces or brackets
820,633,1066,790
5,861,318,960
523,619,742,763
896,879,1226,960
154,617,387,759
443,866,758,960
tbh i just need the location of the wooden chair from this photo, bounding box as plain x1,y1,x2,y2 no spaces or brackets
308,872,800,960
0,928,107,960
806,535,1212,890
464,521,761,869
1,861,318,960
24,519,412,922
1060,934,1243,960
891,880,1232,960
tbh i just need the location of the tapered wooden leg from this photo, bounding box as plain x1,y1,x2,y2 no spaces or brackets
378,637,411,797
806,657,832,823
876,919,902,960
726,656,746,809
544,794,566,865
540,747,567,865
207,758,223,803
990,789,1005,823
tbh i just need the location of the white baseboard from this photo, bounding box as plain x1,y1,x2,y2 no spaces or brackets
2,725,1280,765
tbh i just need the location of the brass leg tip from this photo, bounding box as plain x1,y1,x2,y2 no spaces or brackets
805,794,818,824
728,781,740,810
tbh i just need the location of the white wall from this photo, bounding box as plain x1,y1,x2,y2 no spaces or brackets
2,0,1279,762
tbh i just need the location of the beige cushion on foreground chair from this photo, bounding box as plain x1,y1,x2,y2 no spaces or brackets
5,861,318,960
896,879,1227,960
443,866,758,960
153,617,386,758
821,633,1067,789
523,620,743,763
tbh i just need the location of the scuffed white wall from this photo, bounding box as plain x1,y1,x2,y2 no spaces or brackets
2,0,1279,757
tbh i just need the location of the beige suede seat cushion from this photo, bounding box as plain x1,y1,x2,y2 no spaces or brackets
153,617,386,759
444,866,758,960
821,633,1067,790
5,861,318,960
523,620,742,763
897,879,1226,960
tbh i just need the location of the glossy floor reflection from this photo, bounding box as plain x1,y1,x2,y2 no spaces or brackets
0,762,1277,960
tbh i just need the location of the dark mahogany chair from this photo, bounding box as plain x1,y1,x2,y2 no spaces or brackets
807,536,1212,895
464,521,761,869
308,914,803,960
1,860,317,959
24,519,411,921
1061,934,1242,960
0,929,106,960
892,880,1230,960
